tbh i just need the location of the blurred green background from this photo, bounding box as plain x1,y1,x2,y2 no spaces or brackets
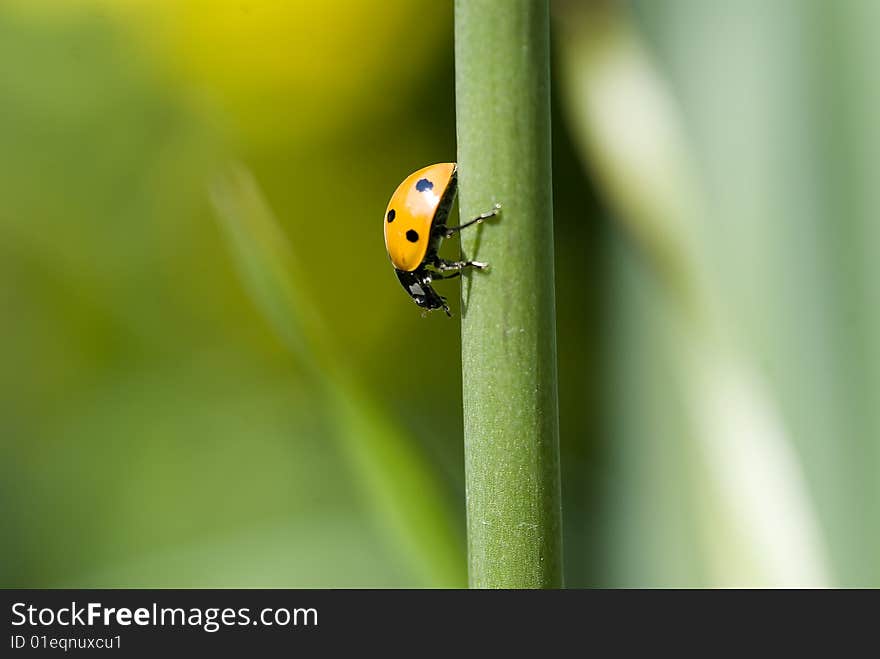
2,0,877,587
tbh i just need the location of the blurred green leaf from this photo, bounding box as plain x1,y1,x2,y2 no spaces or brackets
210,166,466,586
556,0,831,586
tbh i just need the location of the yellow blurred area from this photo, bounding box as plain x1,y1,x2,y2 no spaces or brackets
7,0,450,146
0,0,464,588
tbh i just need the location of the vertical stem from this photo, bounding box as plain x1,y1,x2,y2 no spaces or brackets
455,0,563,588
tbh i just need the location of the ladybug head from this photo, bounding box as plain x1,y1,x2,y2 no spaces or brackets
395,268,451,317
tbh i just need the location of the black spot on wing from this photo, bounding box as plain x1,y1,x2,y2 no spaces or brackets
406,229,419,243
415,178,434,192
386,209,396,223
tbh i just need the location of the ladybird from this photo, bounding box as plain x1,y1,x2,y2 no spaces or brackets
383,162,500,316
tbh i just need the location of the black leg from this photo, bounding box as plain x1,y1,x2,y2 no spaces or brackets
437,203,502,238
430,270,461,280
431,257,488,273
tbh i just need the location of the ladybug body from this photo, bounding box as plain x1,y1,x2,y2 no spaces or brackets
383,162,500,316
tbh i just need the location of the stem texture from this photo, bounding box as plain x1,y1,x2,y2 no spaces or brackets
455,0,563,588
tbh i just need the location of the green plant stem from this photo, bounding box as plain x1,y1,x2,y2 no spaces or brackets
454,0,563,588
